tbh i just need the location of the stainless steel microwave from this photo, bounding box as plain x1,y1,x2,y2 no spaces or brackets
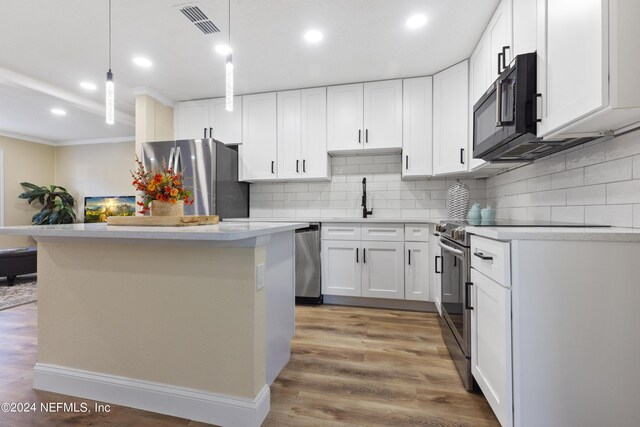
472,53,606,162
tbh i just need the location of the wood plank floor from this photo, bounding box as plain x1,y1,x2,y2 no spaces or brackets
0,303,498,426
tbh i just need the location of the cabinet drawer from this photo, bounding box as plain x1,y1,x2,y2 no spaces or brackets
321,223,361,240
470,235,511,287
362,224,404,241
404,224,430,242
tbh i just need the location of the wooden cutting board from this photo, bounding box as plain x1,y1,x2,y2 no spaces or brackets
107,215,220,227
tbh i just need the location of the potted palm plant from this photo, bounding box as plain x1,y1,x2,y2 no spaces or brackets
18,183,77,224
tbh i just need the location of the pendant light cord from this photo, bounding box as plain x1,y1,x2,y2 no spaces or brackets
108,0,112,70
228,0,231,44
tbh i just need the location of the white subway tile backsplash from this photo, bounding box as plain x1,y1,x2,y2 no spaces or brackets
566,184,606,206
585,205,633,227
551,169,584,189
360,164,387,173
346,155,373,165
486,132,640,228
584,157,632,185
606,179,640,204
551,206,585,224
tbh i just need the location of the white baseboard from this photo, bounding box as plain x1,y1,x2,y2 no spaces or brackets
33,363,270,427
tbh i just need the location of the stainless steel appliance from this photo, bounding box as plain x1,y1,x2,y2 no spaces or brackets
435,219,611,391
473,53,611,162
295,224,322,304
435,221,474,390
141,139,249,219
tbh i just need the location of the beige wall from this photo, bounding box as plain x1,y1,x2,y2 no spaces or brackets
135,94,174,156
54,141,136,217
0,135,56,248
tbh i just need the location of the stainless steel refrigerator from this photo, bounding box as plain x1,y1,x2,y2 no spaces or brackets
141,139,249,218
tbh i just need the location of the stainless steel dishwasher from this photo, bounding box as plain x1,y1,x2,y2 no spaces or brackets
295,223,322,304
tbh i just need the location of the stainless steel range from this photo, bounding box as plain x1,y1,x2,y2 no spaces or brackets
435,219,611,391
435,221,474,390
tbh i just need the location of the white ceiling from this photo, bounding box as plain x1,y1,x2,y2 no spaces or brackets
0,0,499,144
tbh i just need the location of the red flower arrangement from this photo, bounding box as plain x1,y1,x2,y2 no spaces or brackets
131,157,193,215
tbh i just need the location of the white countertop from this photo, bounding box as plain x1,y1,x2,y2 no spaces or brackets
467,226,640,242
0,222,309,241
225,217,443,224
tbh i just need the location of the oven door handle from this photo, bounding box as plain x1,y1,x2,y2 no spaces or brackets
437,238,465,257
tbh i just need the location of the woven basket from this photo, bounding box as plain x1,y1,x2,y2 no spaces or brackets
446,181,470,220
151,200,184,217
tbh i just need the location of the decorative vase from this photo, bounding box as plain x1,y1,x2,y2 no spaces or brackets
446,181,470,220
151,200,184,217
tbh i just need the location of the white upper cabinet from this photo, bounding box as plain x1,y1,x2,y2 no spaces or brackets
240,93,277,181
277,88,329,181
488,0,514,79
174,99,210,140
512,0,537,57
433,60,469,176
402,77,433,178
175,97,242,144
537,0,640,138
536,0,606,137
277,90,302,180
363,80,403,151
210,97,242,145
328,80,402,154
468,33,492,171
327,83,364,152
300,87,330,180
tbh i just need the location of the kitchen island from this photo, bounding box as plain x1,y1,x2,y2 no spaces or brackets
0,221,307,427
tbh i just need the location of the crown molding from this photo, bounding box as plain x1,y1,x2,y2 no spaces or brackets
0,130,56,146
0,66,135,127
132,87,175,108
56,136,135,147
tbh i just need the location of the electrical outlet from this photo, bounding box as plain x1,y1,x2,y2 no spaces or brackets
256,263,265,291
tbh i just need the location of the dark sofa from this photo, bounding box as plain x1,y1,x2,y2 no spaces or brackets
0,247,37,286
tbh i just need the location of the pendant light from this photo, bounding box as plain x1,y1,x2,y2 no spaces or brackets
105,0,115,124
225,0,233,112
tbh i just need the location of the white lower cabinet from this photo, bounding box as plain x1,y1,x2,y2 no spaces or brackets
361,241,405,300
430,226,442,314
321,240,361,296
405,242,429,301
471,268,513,427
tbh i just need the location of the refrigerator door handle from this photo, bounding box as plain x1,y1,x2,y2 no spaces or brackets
174,147,182,172
168,147,176,170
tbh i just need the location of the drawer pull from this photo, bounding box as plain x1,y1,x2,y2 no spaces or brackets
474,252,494,261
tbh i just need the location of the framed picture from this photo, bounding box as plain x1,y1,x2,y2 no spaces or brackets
84,196,136,223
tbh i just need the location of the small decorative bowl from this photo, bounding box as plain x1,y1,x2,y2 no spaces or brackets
481,208,497,221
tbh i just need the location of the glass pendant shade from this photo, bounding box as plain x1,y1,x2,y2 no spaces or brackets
105,70,115,125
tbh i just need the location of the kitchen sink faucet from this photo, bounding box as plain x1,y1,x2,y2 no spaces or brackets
361,177,373,218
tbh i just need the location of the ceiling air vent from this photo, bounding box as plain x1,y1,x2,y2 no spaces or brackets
178,4,220,34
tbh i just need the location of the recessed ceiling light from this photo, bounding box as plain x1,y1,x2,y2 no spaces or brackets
215,44,232,56
406,14,427,29
132,56,153,67
304,29,323,44
79,81,97,91
51,108,67,116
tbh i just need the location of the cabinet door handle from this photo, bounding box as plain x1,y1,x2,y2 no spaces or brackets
358,129,361,143
408,249,411,265
460,148,465,165
405,155,409,170
365,129,369,143
473,252,494,261
465,282,474,310
271,161,275,174
209,127,213,139
435,255,442,274
303,159,306,172
204,127,208,138
296,160,299,173
356,248,359,263
501,46,510,71
363,248,366,263
536,93,543,123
